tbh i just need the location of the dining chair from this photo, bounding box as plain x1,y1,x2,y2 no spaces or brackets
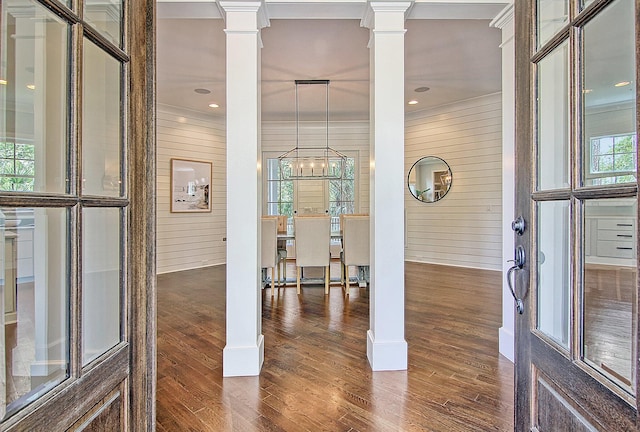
261,217,279,296
340,214,369,295
294,215,331,295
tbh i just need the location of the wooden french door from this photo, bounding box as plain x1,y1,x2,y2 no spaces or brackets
0,0,155,430
513,0,640,429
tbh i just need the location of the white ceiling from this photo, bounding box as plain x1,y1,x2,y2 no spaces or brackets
157,1,507,121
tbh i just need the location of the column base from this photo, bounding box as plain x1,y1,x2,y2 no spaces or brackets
499,326,515,363
223,334,264,377
367,330,408,371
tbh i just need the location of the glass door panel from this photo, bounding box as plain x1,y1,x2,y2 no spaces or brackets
582,0,636,187
82,207,121,366
82,38,122,198
537,0,568,49
0,2,69,194
536,200,570,348
84,0,123,47
1,207,68,419
537,41,570,191
583,198,637,394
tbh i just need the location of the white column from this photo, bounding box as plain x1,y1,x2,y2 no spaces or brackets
491,4,515,363
363,2,410,371
220,1,267,377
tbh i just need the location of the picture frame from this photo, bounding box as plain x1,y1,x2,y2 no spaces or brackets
170,158,212,213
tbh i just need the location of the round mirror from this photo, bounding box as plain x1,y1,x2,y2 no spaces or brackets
407,156,452,202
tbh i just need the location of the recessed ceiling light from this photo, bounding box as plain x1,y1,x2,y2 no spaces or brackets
26,84,35,90
195,88,211,94
208,103,219,108
408,100,419,105
615,81,631,87
414,86,430,93
0,79,6,85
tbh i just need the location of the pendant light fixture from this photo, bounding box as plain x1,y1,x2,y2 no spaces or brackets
278,80,347,180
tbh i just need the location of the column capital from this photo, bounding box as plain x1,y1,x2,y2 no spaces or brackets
361,1,413,30
218,1,270,30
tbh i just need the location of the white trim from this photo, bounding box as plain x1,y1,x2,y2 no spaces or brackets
223,335,265,376
367,330,408,371
489,3,514,30
499,326,515,362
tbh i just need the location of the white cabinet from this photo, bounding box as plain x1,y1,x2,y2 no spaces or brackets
585,200,636,265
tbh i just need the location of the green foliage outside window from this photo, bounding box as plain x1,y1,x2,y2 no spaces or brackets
0,141,35,191
278,180,294,216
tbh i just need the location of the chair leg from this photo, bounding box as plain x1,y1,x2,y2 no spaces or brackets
340,261,344,286
325,265,330,295
271,267,275,297
297,266,301,295
345,265,350,296
283,259,287,282
277,261,281,287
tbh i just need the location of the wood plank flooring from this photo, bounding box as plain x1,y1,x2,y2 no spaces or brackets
584,264,637,389
156,262,514,431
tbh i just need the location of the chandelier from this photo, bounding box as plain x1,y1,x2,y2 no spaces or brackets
278,80,347,180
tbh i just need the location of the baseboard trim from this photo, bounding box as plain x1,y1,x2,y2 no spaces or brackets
223,334,264,377
367,330,408,371
499,326,515,363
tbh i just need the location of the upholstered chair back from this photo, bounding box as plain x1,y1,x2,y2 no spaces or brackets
294,215,331,267
261,217,278,268
342,215,369,267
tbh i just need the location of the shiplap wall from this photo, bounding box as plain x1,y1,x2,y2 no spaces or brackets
405,93,503,270
157,97,502,272
156,105,227,274
261,120,370,214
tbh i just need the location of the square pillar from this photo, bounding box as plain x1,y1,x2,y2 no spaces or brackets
363,2,411,371
220,1,268,377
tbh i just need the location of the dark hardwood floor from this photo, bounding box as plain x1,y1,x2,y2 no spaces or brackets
157,261,514,431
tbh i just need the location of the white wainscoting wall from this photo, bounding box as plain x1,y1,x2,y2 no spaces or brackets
405,93,503,271
156,105,227,274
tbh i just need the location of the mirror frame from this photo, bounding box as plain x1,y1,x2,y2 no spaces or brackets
407,156,452,203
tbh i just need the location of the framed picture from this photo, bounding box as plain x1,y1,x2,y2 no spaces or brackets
170,158,212,213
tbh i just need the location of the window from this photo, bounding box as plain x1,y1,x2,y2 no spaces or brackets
0,141,35,192
266,158,293,217
588,133,637,185
265,155,356,220
329,157,355,216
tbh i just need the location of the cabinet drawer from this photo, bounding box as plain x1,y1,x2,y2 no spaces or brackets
597,230,634,241
597,219,634,231
596,240,635,259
